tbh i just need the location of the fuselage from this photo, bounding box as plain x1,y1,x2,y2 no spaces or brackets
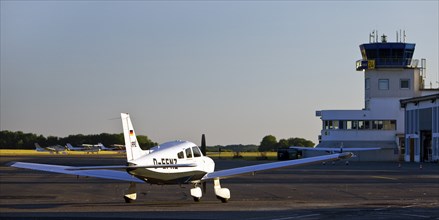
126,141,215,185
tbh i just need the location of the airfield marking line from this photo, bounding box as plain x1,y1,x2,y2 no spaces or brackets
374,206,391,211
370,175,398,181
271,214,320,220
400,213,431,219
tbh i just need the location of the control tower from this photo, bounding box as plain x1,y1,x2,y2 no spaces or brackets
356,32,427,111
314,31,436,161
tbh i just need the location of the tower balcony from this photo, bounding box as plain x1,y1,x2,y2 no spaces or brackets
356,58,419,71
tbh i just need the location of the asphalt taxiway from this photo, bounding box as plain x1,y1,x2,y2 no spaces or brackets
1,155,438,219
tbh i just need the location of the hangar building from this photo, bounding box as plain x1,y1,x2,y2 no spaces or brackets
400,94,439,162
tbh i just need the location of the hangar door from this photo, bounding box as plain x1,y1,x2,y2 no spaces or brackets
419,108,432,162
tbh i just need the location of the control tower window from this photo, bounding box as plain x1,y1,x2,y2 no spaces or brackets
379,79,389,90
400,79,410,89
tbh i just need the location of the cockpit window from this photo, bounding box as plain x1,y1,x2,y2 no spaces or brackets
177,151,184,159
192,147,202,157
185,148,193,158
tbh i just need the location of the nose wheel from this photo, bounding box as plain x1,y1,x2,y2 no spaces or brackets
190,184,202,202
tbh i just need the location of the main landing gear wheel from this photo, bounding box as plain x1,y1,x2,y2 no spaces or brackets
216,196,228,203
214,178,230,203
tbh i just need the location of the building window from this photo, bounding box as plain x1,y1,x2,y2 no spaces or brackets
358,121,365,129
365,78,370,90
346,121,352,129
400,79,410,89
323,120,397,130
379,79,389,90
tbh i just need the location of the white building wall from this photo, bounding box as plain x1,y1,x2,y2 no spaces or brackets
321,130,396,141
368,98,405,133
365,68,422,99
319,105,401,142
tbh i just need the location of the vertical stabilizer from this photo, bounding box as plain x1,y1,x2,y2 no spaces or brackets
35,143,46,152
121,113,147,162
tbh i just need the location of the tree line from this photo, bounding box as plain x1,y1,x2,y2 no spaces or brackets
0,130,157,150
258,135,314,152
1,130,314,152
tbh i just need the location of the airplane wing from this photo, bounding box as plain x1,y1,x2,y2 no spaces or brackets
9,162,195,183
289,146,380,151
201,152,352,180
338,147,380,151
9,162,144,183
289,146,325,151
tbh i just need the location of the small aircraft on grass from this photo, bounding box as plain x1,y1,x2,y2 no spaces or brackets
66,143,101,154
35,143,67,154
11,113,353,203
95,143,126,153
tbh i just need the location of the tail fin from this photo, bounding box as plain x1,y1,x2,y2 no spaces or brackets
121,113,148,162
95,143,105,150
66,143,74,150
35,143,45,152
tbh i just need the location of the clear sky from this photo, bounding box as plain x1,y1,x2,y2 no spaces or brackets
1,1,438,146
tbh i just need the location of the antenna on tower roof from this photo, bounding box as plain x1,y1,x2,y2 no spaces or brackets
403,30,406,42
376,30,379,42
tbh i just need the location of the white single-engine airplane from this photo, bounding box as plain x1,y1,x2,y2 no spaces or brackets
35,143,67,154
10,113,353,203
95,143,125,153
66,143,101,154
66,143,87,151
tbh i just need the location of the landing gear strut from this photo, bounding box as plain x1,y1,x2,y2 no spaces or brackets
124,182,137,203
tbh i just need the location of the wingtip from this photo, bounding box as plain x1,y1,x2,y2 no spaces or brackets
339,152,353,160
6,161,17,167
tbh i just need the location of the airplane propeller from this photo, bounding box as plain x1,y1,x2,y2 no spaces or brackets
201,134,207,194
201,134,206,156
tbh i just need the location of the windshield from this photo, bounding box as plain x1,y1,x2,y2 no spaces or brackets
192,147,202,157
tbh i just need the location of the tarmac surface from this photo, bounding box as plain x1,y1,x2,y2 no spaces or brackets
1,155,438,219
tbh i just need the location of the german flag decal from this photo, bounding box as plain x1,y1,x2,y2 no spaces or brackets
129,130,134,136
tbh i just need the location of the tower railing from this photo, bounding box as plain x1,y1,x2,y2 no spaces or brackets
356,58,419,70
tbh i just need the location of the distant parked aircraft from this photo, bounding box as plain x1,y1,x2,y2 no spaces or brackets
66,143,87,151
35,143,66,154
95,143,117,151
66,143,100,154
